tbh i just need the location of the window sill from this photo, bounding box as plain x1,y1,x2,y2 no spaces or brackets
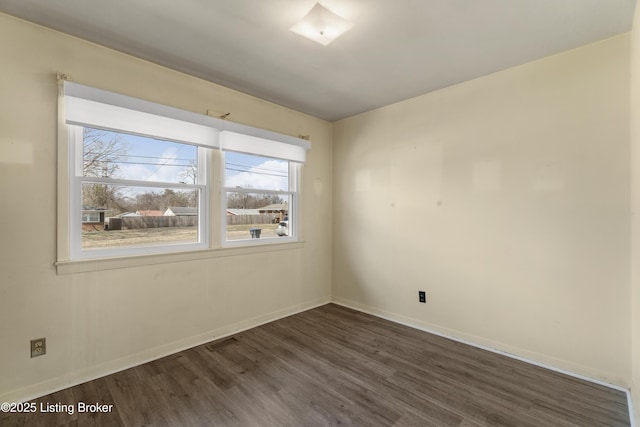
55,241,304,275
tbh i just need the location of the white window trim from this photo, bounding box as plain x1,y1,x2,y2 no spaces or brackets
219,130,307,163
221,159,301,248
68,126,210,260
56,77,310,272
64,81,221,148
64,81,311,155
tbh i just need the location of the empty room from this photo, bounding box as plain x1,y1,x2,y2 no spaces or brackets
0,1,639,426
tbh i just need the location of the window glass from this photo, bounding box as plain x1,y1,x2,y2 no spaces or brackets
225,193,291,241
82,128,198,184
223,150,296,244
72,126,206,258
225,152,288,191
80,185,200,250
82,212,101,223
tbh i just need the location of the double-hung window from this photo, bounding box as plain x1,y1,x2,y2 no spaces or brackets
219,130,305,245
69,125,209,259
222,151,298,243
63,81,217,260
60,80,310,264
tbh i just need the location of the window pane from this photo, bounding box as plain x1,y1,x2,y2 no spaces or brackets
81,183,199,249
225,192,290,241
225,152,288,191
82,212,101,223
83,127,198,184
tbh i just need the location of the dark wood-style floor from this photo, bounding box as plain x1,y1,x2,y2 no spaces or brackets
1,304,630,426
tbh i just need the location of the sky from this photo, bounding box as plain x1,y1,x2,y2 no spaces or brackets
85,128,289,192
225,152,288,191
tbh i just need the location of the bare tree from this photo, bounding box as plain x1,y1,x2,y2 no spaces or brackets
82,128,128,210
179,161,198,184
82,128,128,177
132,189,196,212
227,191,282,209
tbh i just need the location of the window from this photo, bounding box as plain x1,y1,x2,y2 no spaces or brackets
69,126,209,258
82,212,101,223
60,80,310,264
223,151,298,243
219,129,306,246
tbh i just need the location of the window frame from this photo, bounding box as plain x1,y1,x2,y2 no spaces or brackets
56,78,310,271
82,212,101,223
221,152,300,247
68,125,211,260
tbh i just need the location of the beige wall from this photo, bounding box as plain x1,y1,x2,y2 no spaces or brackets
0,14,332,402
0,8,636,413
333,35,631,386
631,4,640,425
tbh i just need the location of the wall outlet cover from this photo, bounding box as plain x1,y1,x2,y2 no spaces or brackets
30,338,46,358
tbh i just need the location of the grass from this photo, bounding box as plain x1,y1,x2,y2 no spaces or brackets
227,224,280,240
82,224,282,248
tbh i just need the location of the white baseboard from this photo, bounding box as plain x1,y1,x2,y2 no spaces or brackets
0,296,331,404
331,297,628,393
332,297,636,425
628,388,637,427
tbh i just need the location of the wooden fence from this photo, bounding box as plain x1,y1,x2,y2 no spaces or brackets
226,214,275,225
109,216,198,230
106,214,275,230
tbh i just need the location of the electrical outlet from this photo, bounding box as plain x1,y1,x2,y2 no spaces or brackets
419,291,426,303
31,338,46,358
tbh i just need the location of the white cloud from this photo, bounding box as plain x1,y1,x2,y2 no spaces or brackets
226,159,288,191
115,147,193,184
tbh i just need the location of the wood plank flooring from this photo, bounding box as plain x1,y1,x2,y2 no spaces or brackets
1,303,630,426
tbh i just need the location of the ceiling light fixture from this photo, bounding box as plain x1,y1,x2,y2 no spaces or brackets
290,3,353,46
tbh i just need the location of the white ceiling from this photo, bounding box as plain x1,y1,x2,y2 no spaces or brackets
0,0,636,121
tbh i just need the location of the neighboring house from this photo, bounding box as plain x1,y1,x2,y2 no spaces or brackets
226,208,271,225
163,207,198,216
136,210,163,217
258,203,288,223
81,206,107,231
82,206,107,224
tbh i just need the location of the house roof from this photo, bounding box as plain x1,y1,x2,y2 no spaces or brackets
165,207,198,216
227,209,261,216
82,205,107,212
136,210,163,217
258,203,289,212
